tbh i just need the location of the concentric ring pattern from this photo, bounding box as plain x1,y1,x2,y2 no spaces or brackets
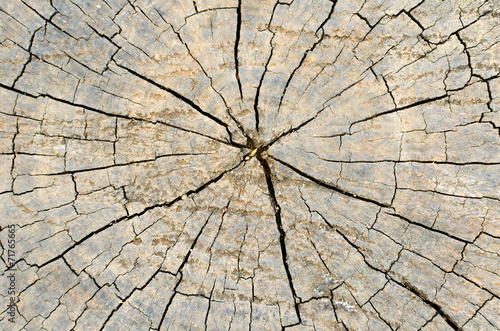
1,0,499,330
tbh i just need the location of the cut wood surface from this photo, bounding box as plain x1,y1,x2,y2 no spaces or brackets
1,0,499,330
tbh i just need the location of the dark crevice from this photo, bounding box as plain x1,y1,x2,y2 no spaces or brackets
100,208,214,330
398,187,500,203
11,25,42,88
308,238,332,275
157,211,215,330
308,158,500,166
369,302,396,331
264,115,316,149
395,279,460,330
22,160,244,272
0,82,243,149
253,43,272,133
271,156,389,208
203,282,216,330
21,0,78,42
380,74,397,108
349,94,449,132
252,0,282,133
113,63,230,130
333,225,460,330
451,272,500,301
355,12,373,29
419,312,439,330
275,34,321,116
61,256,79,277
9,113,19,194
97,267,176,331
262,76,364,150
276,0,338,116
7,153,210,178
462,296,494,328
256,153,302,324
386,212,472,245
234,0,244,100
163,19,250,141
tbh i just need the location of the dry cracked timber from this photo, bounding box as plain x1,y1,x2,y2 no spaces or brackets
0,0,499,330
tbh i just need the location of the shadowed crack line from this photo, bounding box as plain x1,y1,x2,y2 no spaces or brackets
252,0,283,133
98,202,215,331
6,160,245,272
235,0,244,100
161,18,251,141
333,225,460,330
156,211,217,330
7,153,215,178
256,152,302,325
261,77,365,150
271,155,390,208
11,25,42,88
278,157,475,246
276,0,339,116
0,83,245,149
113,63,230,130
349,94,449,131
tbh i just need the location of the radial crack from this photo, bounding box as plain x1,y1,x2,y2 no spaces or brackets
256,153,302,324
234,0,244,100
113,63,230,130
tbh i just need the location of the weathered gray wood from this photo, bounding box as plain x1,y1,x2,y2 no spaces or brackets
0,0,499,329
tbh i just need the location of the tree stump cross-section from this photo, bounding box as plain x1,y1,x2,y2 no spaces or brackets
0,0,500,330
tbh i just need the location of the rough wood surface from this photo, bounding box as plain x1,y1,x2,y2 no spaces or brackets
1,0,499,330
